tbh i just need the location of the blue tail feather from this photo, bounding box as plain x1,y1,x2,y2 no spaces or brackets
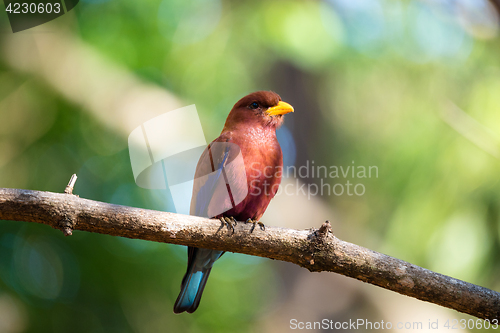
174,247,223,314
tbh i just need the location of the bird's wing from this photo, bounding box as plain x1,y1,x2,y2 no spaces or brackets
175,133,238,314
190,132,237,218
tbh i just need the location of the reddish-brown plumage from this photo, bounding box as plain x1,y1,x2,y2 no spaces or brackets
175,91,293,314
190,90,290,221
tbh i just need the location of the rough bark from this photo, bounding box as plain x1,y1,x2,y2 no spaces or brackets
0,187,499,320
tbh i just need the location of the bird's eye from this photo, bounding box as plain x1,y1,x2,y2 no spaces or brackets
249,102,259,109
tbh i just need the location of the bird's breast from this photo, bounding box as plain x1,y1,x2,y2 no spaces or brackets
226,131,283,220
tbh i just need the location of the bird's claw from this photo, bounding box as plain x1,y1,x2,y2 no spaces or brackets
220,217,237,232
246,218,265,232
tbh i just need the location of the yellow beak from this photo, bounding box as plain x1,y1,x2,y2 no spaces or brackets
266,101,294,116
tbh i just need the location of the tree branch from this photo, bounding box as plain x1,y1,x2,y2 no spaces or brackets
0,187,498,320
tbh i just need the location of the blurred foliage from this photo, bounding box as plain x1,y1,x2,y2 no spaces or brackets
1,0,500,332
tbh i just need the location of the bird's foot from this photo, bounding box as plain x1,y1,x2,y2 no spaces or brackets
220,216,237,232
246,218,265,232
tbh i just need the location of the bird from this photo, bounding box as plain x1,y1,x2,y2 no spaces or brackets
173,91,294,314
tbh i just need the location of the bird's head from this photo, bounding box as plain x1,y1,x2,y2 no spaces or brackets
223,91,294,132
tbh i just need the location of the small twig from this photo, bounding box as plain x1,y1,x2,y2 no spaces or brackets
61,174,78,236
306,221,333,266
317,220,332,239
64,174,78,194
60,218,74,236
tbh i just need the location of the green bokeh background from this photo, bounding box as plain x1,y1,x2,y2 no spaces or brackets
0,0,500,332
